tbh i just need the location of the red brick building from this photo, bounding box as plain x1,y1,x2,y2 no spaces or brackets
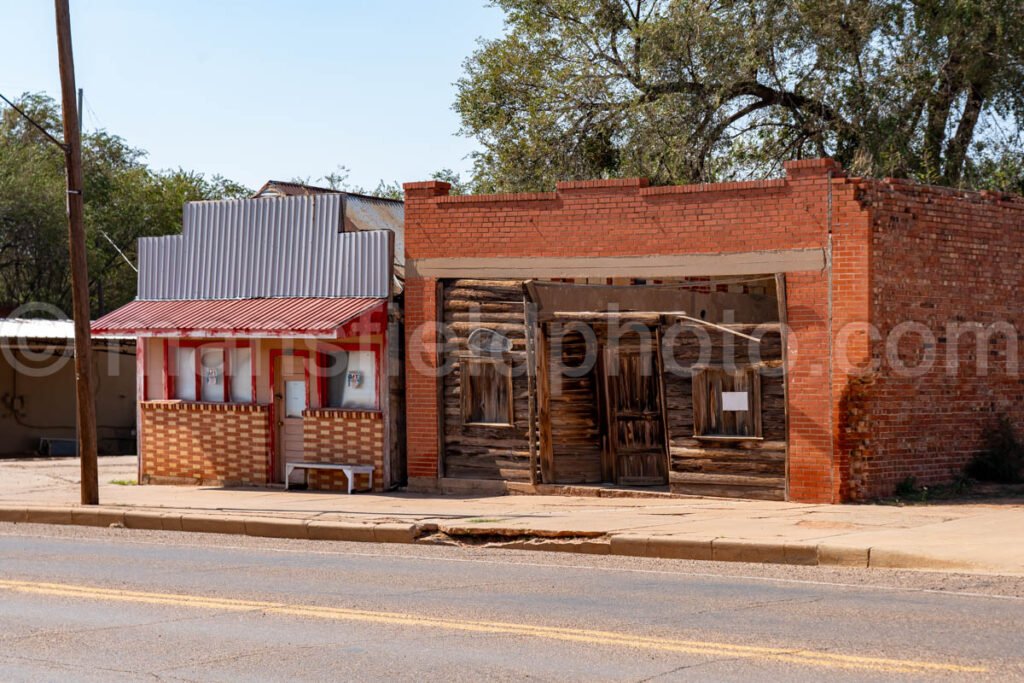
402,159,1024,503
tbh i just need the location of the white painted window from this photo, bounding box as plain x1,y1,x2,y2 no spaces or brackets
199,347,226,402
174,347,197,401
285,380,307,417
340,350,377,410
229,347,252,403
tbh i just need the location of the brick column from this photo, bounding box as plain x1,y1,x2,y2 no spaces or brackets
784,270,836,502
402,181,451,487
782,159,872,503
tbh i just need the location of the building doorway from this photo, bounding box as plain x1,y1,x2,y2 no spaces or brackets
273,353,309,484
601,332,669,486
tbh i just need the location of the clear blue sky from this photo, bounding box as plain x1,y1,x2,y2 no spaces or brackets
0,1,506,191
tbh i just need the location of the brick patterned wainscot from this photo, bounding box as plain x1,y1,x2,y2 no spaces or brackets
140,401,270,486
302,410,385,491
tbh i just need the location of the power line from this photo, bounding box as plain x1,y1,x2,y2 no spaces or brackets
0,90,68,151
82,92,106,131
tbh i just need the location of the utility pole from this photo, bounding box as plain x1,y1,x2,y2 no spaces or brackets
55,0,99,505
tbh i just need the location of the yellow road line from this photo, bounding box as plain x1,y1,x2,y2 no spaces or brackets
0,579,986,674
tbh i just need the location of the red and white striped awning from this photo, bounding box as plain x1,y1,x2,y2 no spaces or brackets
92,297,386,338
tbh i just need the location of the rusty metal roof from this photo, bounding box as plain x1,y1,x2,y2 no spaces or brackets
91,297,386,338
137,194,398,300
253,180,340,197
344,194,405,269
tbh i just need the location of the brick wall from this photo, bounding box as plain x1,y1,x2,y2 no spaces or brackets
403,276,440,482
140,401,269,486
302,409,385,491
856,182,1024,498
404,160,873,503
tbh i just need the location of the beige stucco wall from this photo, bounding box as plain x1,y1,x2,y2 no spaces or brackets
0,342,137,455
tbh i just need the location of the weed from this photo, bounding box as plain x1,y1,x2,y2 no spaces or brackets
966,416,1024,484
894,476,919,498
110,479,137,486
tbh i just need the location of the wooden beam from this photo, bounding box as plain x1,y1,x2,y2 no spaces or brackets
535,324,554,483
524,293,539,485
408,248,825,279
775,272,791,502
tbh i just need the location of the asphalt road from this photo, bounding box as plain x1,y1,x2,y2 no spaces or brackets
1,523,1022,682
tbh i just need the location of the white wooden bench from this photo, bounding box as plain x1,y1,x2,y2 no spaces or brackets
284,462,374,494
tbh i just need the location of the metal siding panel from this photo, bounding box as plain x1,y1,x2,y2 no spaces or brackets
137,194,390,301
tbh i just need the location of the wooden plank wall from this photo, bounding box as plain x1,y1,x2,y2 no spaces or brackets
441,279,531,480
440,279,788,500
664,323,787,500
546,328,603,483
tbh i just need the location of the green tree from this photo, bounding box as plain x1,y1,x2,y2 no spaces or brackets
456,0,1024,193
305,165,470,199
0,93,250,316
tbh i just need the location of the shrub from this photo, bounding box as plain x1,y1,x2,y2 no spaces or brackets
966,416,1024,484
894,476,920,498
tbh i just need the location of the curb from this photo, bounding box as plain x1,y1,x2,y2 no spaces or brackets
7,505,420,546
0,505,966,572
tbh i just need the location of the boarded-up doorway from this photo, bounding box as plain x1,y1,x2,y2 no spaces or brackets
602,332,669,486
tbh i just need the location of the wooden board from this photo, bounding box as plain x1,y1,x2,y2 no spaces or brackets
663,322,786,497
546,328,603,483
441,280,531,481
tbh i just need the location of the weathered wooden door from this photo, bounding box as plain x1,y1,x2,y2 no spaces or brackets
274,354,308,484
602,345,669,486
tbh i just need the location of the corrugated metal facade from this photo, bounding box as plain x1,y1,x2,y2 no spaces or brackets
137,195,392,301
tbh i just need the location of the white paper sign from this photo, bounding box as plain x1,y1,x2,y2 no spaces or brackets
722,391,749,411
285,380,307,417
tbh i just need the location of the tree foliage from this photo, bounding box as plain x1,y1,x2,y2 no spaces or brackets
0,93,249,316
456,0,1024,193
304,165,471,200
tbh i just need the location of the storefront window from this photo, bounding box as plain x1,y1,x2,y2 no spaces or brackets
199,347,226,402
322,348,377,410
174,347,196,401
167,342,253,404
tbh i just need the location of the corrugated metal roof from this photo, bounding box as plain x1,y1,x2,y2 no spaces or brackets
92,297,386,338
137,194,398,301
0,318,134,341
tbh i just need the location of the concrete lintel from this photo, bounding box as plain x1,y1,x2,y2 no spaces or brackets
408,248,825,280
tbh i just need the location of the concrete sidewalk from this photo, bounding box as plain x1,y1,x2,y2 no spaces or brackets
2,456,1023,576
